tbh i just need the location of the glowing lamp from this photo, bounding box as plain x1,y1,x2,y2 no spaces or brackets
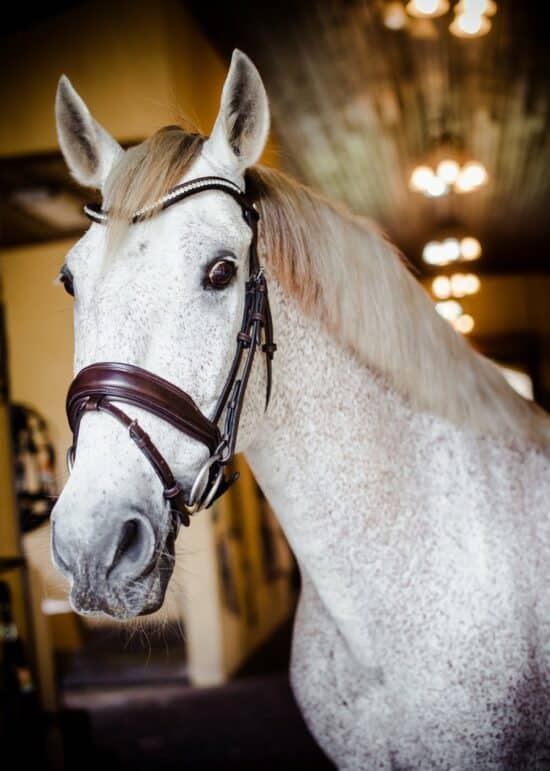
423,241,443,265
450,273,468,297
432,275,451,299
460,237,482,260
455,161,488,192
441,238,461,262
450,12,491,37
463,273,481,294
383,2,408,29
436,300,463,322
436,159,460,185
425,176,448,197
454,314,475,334
406,0,449,18
410,165,435,192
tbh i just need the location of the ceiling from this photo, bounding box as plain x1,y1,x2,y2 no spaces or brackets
188,0,550,276
1,1,549,278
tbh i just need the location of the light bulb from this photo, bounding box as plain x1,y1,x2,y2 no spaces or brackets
423,241,443,265
410,165,435,192
436,159,460,185
436,300,463,321
455,161,488,192
449,272,480,297
450,12,491,37
383,2,408,29
406,0,449,18
463,161,487,186
432,275,451,299
424,176,448,197
463,273,481,294
454,314,475,334
460,11,483,34
460,237,482,260
441,238,461,262
450,273,468,297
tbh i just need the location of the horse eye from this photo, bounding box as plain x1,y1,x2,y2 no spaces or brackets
205,258,237,290
59,265,74,297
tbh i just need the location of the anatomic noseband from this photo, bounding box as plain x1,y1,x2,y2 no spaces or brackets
66,176,276,527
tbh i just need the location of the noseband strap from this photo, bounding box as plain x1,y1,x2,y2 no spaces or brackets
66,176,276,527
67,363,221,452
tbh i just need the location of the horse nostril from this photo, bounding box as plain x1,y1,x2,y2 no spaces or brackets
110,519,138,572
107,517,156,580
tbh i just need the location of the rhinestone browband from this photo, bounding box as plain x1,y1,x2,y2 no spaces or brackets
83,176,245,225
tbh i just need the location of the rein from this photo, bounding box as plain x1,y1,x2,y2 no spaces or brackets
66,176,276,527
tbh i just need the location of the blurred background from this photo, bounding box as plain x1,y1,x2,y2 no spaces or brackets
0,1,548,769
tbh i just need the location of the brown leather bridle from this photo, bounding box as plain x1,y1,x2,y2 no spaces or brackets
65,176,276,527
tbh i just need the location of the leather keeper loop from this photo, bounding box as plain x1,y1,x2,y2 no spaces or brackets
237,332,252,347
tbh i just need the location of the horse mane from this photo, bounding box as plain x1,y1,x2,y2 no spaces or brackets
103,126,205,251
104,126,550,451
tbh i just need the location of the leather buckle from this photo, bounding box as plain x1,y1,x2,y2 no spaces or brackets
128,419,140,439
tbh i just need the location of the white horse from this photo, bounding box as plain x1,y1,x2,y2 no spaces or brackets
51,50,550,769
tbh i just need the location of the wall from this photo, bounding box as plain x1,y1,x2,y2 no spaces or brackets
1,240,74,468
0,0,227,156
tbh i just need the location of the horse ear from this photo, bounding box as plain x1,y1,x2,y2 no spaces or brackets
55,75,123,189
204,50,270,176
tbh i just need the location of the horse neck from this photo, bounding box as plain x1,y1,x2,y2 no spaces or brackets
243,277,412,554
243,272,548,574
245,280,548,613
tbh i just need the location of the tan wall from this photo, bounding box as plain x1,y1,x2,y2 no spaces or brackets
454,274,550,337
0,0,227,156
1,240,75,468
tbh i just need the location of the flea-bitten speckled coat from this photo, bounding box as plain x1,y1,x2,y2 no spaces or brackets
247,281,550,770
51,50,550,771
